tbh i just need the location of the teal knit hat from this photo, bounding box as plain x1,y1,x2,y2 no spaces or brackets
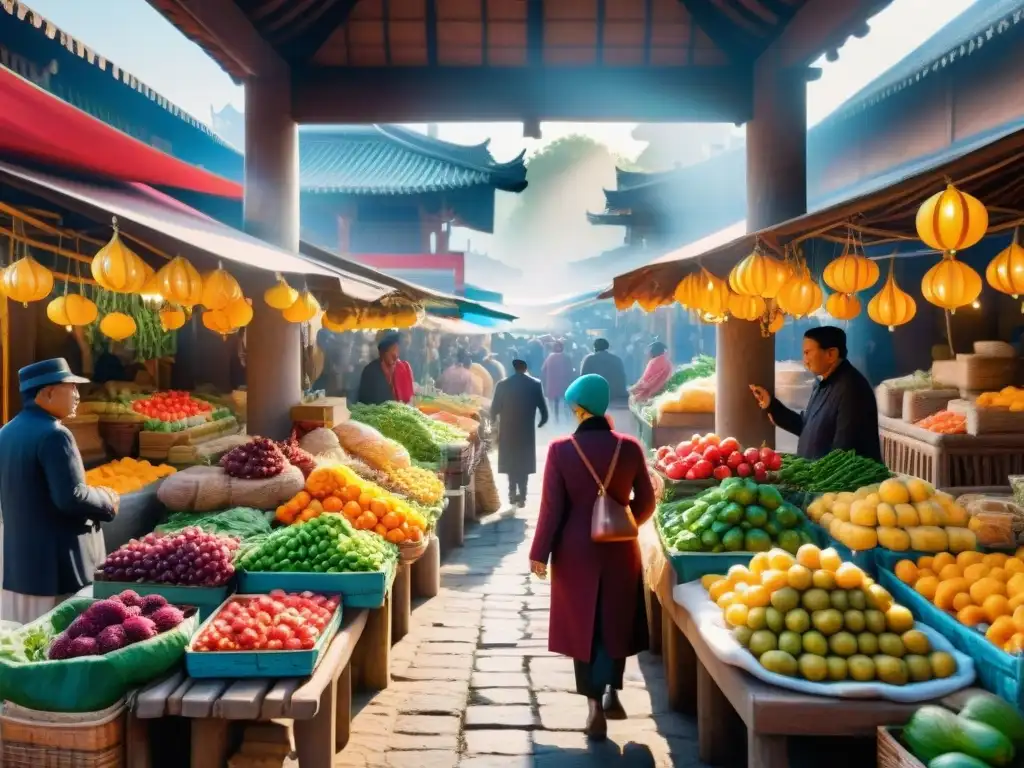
564,374,610,417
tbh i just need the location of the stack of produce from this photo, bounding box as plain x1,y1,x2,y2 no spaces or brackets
235,513,399,574
977,387,1024,410
156,508,272,539
705,544,958,684
379,464,444,507
771,449,891,493
658,479,813,554
917,410,967,434
902,694,1023,767
349,402,468,463
133,391,232,433
881,371,934,392
428,410,479,435
48,592,187,658
651,375,716,417
807,478,976,553
276,439,317,478
98,528,239,586
894,549,1024,652
638,355,716,406
334,420,410,471
191,591,340,652
415,392,481,419
221,438,288,479
85,457,176,493
652,433,781,482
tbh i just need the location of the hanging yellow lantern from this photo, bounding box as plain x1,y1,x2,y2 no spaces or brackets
867,261,917,331
986,233,1024,306
727,293,765,321
264,274,299,310
916,183,989,254
826,292,861,321
225,297,254,328
729,250,788,298
692,268,730,316
3,255,54,306
46,294,98,330
322,311,351,333
202,309,235,337
823,250,879,294
921,254,982,313
673,273,698,308
159,306,187,331
282,291,320,323
156,256,203,307
777,273,823,318
200,265,242,311
91,223,147,293
99,312,136,341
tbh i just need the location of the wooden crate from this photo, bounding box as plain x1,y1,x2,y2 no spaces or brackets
901,389,958,423
932,355,1016,392
876,727,924,768
138,418,238,460
291,397,349,428
948,399,1024,435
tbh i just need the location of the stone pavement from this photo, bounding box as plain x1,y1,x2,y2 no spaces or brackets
335,424,709,767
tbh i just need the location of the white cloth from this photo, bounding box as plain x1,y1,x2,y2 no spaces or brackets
0,591,68,625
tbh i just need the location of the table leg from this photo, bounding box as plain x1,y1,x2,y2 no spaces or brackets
697,660,736,765
391,562,411,644
662,604,696,715
645,585,662,655
294,678,338,768
190,719,230,768
336,663,353,751
354,596,392,691
747,731,789,768
125,712,152,768
411,535,440,599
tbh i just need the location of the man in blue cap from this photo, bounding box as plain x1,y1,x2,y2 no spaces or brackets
0,359,119,623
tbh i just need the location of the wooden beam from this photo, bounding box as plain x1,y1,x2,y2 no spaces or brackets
279,0,359,61
425,0,438,66
756,0,892,69
526,0,543,65
678,0,749,62
292,66,752,122
644,0,654,66
164,0,288,77
596,0,606,65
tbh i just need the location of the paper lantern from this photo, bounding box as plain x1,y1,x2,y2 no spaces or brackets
91,227,147,293
823,251,879,294
986,235,1024,304
99,312,136,341
692,268,730,317
3,255,54,306
916,183,989,254
202,309,235,336
867,262,917,331
200,266,242,311
776,273,823,318
156,256,203,307
46,294,98,329
921,254,982,313
729,251,788,298
225,297,254,328
727,293,765,321
159,307,187,331
762,259,791,300
673,273,699,308
264,275,299,310
826,292,861,321
282,291,320,323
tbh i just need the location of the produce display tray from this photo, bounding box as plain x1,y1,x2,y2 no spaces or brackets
876,550,1024,708
665,551,751,582
92,576,232,620
237,565,396,609
185,595,342,679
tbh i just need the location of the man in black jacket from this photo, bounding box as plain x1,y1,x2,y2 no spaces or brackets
749,326,881,461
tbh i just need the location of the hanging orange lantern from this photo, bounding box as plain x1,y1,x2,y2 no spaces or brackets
729,250,788,298
282,291,320,323
673,273,698,308
692,268,730,317
46,294,98,330
225,297,254,328
921,253,982,313
156,256,203,307
202,309,235,337
826,292,861,321
916,183,989,254
200,265,242,311
727,293,765,321
159,306,187,331
322,310,356,333
3,255,54,306
264,274,299,310
777,272,823,318
99,312,136,341
867,261,917,331
986,232,1024,307
91,222,147,293
823,250,879,294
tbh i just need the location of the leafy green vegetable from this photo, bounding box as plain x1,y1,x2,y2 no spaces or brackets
350,402,467,463
638,355,716,421
156,508,273,539
0,621,57,662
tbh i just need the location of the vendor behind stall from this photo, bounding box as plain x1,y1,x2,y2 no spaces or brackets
628,341,672,402
749,326,881,461
0,359,119,624
357,332,414,405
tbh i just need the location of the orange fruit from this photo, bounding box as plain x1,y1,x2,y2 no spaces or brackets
957,604,986,627
963,563,990,584
358,492,374,510
983,594,1011,624
796,544,821,570
342,501,362,519
819,548,842,573
381,512,401,530
386,528,407,544
1014,606,1024,632
323,496,344,513
294,491,311,509
934,578,969,611
952,592,974,612
894,560,918,585
742,585,771,608
938,564,963,581
363,511,379,528
341,485,362,502
760,569,788,592
931,552,955,571
407,527,423,543
374,523,388,536
835,562,864,590
370,499,389,517
914,576,939,601
987,615,1017,646
970,577,1006,605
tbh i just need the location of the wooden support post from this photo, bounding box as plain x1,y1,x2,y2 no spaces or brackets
411,535,440,599
391,562,411,644
124,712,152,768
294,677,338,768
645,584,662,656
335,663,353,751
662,604,696,715
190,719,231,768
353,596,391,691
697,660,736,766
439,489,465,556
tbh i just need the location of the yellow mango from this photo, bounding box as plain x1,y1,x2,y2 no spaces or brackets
945,504,969,527
876,503,898,528
843,524,878,551
850,500,878,527
807,499,825,521
877,527,911,551
819,511,835,530
945,526,978,554
836,492,857,505
895,503,920,528
830,517,847,540
878,478,911,506
821,492,838,508
916,501,943,527
832,502,851,522
906,478,935,503
864,492,881,506
907,526,949,553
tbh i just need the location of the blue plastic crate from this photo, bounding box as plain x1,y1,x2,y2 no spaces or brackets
876,552,1024,709
666,551,752,582
185,595,343,679
92,579,232,620
237,565,395,609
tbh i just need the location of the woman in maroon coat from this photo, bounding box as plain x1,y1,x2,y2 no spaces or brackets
529,374,656,740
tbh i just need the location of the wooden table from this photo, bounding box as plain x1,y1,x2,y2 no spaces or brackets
127,604,391,768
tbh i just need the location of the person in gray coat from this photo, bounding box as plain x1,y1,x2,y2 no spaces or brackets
490,358,549,507
0,359,118,624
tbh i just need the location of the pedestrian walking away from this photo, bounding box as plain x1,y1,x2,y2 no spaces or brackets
490,358,548,507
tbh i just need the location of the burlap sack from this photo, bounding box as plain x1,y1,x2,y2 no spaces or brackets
228,464,305,510
473,452,501,516
299,428,344,457
157,466,231,512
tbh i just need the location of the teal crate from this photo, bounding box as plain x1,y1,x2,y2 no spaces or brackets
877,558,1024,708
185,595,343,679
237,565,395,609
92,579,232,620
667,551,751,582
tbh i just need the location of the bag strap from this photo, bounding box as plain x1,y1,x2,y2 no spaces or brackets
570,437,622,497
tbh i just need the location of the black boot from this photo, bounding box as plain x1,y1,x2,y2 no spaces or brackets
602,686,626,720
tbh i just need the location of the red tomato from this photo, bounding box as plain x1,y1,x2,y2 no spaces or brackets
712,465,732,481
718,437,740,455
255,611,273,626
684,469,697,480
675,443,692,457
753,461,766,474
736,462,752,477
230,619,248,635
726,451,744,469
759,447,775,463
266,639,284,650
766,453,783,471
656,446,672,460
743,447,761,465
702,446,721,465
754,467,769,483
692,460,714,479
284,637,303,651
665,461,686,480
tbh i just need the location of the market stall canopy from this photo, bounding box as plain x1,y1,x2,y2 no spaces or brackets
604,119,1024,305
420,314,514,336
0,160,390,301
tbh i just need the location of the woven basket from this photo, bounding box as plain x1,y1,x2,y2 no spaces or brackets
98,422,142,459
1,699,125,767
398,535,429,564
875,385,905,418
876,727,924,768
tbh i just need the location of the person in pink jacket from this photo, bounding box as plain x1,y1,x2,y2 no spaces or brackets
629,342,672,401
541,341,576,422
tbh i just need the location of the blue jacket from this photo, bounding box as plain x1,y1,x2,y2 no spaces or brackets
0,403,116,596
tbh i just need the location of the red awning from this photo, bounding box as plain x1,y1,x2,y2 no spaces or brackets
0,67,242,199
